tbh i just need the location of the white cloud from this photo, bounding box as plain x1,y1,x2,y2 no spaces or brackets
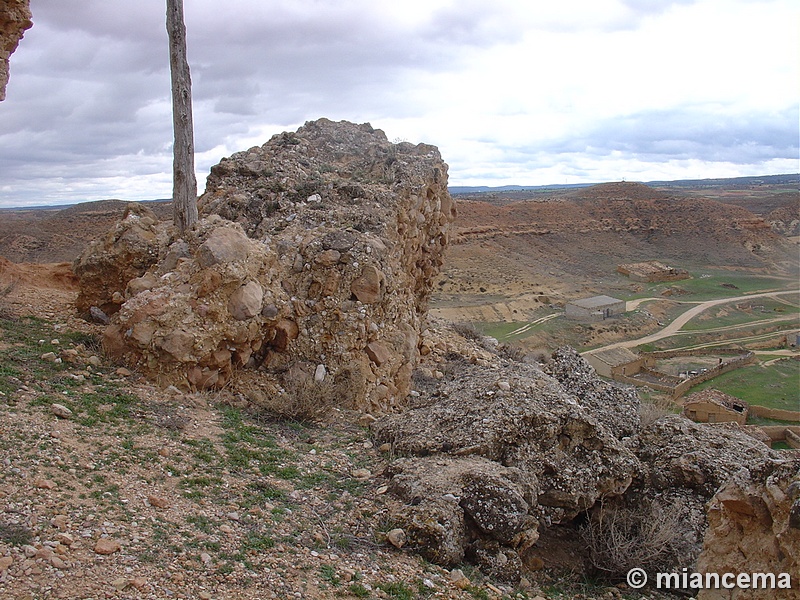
0,0,795,207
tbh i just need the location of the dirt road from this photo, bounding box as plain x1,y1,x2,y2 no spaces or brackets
591,289,799,353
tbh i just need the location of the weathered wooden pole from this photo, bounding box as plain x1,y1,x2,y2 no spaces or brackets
166,0,198,234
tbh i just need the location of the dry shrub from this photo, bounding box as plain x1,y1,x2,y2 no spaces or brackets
580,498,697,581
498,343,527,362
451,321,483,342
256,368,362,422
638,396,673,428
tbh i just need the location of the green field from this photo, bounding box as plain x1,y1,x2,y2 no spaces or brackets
621,270,797,302
682,298,799,331
690,359,800,413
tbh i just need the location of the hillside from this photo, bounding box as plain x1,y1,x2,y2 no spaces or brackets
0,200,172,263
434,181,797,311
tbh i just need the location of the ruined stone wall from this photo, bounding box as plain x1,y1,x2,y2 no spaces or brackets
0,0,32,101
75,119,456,412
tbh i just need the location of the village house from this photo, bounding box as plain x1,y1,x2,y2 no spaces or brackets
565,295,625,322
682,389,749,425
584,346,643,378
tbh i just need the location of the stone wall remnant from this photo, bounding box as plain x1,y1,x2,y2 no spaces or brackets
75,119,456,413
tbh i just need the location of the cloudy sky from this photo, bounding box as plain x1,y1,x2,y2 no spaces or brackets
0,0,797,208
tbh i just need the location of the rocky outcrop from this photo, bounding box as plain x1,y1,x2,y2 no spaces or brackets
0,0,32,101
696,458,800,600
634,416,774,498
75,119,455,412
73,204,166,316
372,350,643,579
373,345,780,582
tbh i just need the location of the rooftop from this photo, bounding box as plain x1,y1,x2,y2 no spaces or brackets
569,295,623,309
684,389,748,413
586,347,639,367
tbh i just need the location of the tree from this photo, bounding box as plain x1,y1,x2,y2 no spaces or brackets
166,0,198,234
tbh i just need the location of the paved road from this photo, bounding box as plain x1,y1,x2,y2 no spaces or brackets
589,289,800,353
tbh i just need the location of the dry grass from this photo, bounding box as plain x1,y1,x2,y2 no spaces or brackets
638,400,671,428
252,369,362,422
580,498,697,581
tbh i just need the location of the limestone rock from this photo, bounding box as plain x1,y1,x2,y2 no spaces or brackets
196,226,250,268
384,455,539,568
50,403,73,419
635,415,774,498
73,204,163,316
0,0,31,101
386,528,406,548
351,265,384,303
374,359,640,521
228,280,263,320
94,538,121,555
79,119,455,411
697,457,800,600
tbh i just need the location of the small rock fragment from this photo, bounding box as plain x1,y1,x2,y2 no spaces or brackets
94,538,121,555
450,568,471,589
147,495,171,509
387,528,406,548
50,403,73,419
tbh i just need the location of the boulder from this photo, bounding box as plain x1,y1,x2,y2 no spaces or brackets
696,458,800,600
374,358,640,522
635,415,774,498
77,119,455,411
74,204,164,316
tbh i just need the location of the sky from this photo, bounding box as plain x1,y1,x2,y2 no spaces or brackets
0,0,797,208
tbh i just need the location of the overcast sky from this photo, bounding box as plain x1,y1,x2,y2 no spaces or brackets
0,0,797,208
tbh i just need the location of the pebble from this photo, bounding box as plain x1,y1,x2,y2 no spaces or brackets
0,556,13,571
94,538,121,555
351,468,371,480
387,529,406,548
450,568,471,589
147,495,171,509
50,403,73,419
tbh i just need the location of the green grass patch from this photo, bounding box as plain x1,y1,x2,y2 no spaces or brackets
691,359,800,414
624,271,796,302
377,582,415,600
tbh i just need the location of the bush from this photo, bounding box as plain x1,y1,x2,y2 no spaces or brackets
253,368,361,422
638,400,670,428
580,498,697,581
451,321,483,342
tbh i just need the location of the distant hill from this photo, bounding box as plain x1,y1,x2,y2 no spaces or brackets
449,173,798,195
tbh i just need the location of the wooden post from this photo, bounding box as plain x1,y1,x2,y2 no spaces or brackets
166,0,198,234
